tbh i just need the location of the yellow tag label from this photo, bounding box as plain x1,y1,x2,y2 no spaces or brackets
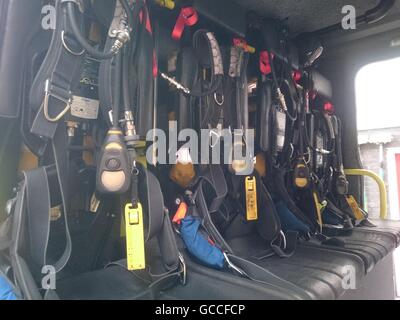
245,177,258,221
125,203,146,271
346,195,365,220
313,192,323,231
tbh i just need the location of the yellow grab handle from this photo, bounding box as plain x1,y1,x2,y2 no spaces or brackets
344,169,387,220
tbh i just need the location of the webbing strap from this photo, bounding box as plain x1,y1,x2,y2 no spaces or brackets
22,123,72,274
25,168,51,268
270,231,298,258
50,122,72,272
258,182,298,258
200,165,228,214
196,178,233,254
139,166,181,271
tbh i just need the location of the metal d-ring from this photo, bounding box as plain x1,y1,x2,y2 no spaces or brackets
43,80,72,122
209,129,221,148
61,30,85,56
214,92,224,106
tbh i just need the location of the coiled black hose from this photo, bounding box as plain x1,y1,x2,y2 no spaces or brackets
66,1,131,60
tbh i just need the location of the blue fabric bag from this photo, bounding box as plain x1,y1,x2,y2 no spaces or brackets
180,216,225,269
0,275,18,300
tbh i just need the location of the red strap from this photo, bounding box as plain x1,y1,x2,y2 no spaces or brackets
139,6,153,34
153,50,158,78
260,51,272,75
138,5,158,78
292,70,302,83
233,38,247,51
172,7,198,41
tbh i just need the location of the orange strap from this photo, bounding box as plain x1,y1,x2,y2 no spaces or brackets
172,202,188,224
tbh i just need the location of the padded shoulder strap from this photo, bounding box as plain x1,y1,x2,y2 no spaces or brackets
200,165,228,214
30,0,85,139
139,166,180,270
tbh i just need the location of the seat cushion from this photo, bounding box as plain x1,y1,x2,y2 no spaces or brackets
56,265,149,300
162,254,309,300
363,219,400,246
226,234,365,300
308,221,400,273
57,259,306,300
250,245,365,300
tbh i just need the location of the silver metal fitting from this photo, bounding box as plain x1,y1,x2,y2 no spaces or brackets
111,28,131,54
316,148,331,155
276,88,288,112
124,111,137,137
67,121,79,138
160,72,191,95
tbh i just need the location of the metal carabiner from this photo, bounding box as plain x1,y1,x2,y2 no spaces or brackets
43,80,72,123
209,129,221,148
214,92,225,106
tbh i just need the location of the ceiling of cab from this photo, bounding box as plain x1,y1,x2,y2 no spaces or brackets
233,0,400,34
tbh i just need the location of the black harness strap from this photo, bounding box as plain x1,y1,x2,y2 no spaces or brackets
30,0,85,139
17,124,72,277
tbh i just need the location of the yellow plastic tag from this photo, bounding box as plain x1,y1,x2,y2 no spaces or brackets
245,177,258,221
312,192,323,231
346,195,365,221
125,203,146,271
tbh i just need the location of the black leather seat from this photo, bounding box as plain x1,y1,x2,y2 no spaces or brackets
225,234,365,300
303,221,400,273
57,256,314,300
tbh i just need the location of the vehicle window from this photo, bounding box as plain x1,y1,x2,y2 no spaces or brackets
356,57,400,297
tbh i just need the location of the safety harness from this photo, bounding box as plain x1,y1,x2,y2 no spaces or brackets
5,0,184,300
166,30,302,288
